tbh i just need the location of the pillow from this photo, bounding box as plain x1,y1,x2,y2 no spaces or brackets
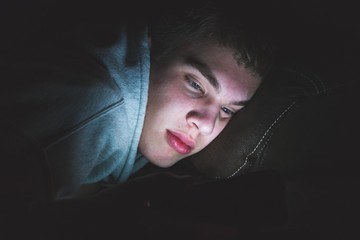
186,4,360,179
187,63,359,178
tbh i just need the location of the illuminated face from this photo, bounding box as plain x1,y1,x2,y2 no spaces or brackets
139,40,261,167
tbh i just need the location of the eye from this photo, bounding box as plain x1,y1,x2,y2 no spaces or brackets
221,107,235,118
186,76,204,94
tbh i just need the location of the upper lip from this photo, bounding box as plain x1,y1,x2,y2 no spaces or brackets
168,130,195,149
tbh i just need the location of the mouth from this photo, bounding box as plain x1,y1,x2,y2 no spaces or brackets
166,130,194,155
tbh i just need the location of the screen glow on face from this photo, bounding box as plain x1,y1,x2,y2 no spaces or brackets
139,40,261,167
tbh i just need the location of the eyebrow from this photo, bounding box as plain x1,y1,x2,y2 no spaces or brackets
185,57,220,91
185,57,249,107
231,99,249,107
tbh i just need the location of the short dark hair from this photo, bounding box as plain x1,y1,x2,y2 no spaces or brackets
149,2,276,80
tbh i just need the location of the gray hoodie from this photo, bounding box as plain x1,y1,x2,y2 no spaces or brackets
0,24,150,200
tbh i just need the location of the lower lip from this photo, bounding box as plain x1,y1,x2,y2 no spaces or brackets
166,130,192,155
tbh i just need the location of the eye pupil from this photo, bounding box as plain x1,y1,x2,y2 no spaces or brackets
191,81,200,89
222,107,234,116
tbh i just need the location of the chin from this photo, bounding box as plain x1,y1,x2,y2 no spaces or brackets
152,159,176,168
147,155,179,168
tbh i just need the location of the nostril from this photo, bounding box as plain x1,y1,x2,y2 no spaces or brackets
187,110,217,136
191,121,199,129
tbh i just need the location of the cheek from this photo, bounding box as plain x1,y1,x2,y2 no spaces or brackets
151,80,190,109
211,122,227,142
147,83,190,125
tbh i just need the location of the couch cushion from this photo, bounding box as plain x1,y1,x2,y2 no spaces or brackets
187,1,360,178
187,61,359,178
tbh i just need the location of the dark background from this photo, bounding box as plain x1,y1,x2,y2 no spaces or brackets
1,0,359,239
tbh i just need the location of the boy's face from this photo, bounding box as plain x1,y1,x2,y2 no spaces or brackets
139,40,261,167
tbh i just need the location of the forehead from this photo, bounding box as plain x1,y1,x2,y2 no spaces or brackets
180,39,235,63
177,40,261,98
178,39,247,78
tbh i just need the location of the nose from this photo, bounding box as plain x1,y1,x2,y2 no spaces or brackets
187,108,218,135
